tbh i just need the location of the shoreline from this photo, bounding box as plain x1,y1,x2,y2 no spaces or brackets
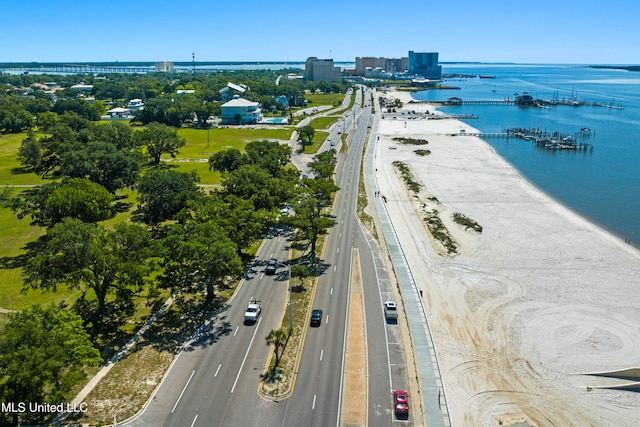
374,89,640,426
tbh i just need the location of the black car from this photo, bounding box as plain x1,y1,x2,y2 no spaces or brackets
265,258,278,275
310,309,323,326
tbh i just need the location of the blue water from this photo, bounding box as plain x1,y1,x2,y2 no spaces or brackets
412,64,640,246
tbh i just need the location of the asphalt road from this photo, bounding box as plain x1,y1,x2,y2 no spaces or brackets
123,86,413,427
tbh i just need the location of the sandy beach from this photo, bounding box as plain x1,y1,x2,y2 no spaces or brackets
373,90,640,426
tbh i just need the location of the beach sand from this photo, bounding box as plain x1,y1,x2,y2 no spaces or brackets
373,90,640,426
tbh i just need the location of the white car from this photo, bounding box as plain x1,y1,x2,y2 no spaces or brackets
383,301,398,321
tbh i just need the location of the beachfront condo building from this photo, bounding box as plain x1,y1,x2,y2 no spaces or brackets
408,51,442,80
304,57,342,82
354,56,408,76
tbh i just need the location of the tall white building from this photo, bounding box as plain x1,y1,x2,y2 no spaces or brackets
304,57,342,82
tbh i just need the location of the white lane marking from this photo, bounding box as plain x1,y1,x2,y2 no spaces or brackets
337,247,340,254
234,326,239,336
171,370,195,413
190,415,198,427
312,394,317,410
320,349,324,361
326,315,329,325
334,265,337,272
330,288,333,295
215,364,221,377
231,317,262,393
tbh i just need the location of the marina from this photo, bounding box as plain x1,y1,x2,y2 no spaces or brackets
449,127,594,151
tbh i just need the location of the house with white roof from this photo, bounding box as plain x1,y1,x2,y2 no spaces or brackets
70,83,94,92
220,95,262,124
219,82,248,102
127,98,144,111
105,107,132,119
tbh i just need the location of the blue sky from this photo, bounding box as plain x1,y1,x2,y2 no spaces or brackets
1,0,638,64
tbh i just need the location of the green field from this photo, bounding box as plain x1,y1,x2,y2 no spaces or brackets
309,116,341,131
176,127,293,159
0,133,50,186
305,93,344,107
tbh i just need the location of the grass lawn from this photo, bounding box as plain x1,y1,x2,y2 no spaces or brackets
298,130,329,155
305,93,344,107
164,160,222,185
0,133,50,186
176,127,293,159
309,116,341,131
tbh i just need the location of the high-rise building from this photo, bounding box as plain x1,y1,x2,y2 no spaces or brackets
408,51,442,80
304,57,342,82
354,57,408,76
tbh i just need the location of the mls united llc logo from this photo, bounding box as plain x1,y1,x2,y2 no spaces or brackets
1,401,88,413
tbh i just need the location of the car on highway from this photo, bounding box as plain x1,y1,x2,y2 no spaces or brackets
310,309,323,326
265,258,278,275
384,300,398,321
393,389,409,417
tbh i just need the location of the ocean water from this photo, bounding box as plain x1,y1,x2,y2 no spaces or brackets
412,64,640,246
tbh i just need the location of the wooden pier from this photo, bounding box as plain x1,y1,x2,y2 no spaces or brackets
446,99,515,106
485,128,594,151
450,127,594,152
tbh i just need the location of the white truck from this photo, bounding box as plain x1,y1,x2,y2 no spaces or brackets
244,299,262,324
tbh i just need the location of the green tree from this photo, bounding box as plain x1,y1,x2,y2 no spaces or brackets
244,140,291,176
135,122,186,165
298,125,315,145
17,128,43,173
22,219,154,315
308,148,337,179
12,178,113,226
137,169,201,223
58,141,143,193
283,150,339,260
0,305,101,425
88,121,136,150
179,194,274,256
265,328,288,367
0,98,34,133
161,220,242,303
208,148,244,173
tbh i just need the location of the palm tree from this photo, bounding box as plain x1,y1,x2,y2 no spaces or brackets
265,328,288,367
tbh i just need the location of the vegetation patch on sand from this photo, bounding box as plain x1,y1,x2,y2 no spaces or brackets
452,212,483,233
392,160,422,194
414,149,431,156
393,137,429,145
393,161,459,256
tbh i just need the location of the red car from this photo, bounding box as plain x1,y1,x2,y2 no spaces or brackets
393,389,409,416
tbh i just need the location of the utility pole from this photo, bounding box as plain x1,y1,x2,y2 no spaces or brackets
192,52,195,75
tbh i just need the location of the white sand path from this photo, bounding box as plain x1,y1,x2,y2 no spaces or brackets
373,90,640,426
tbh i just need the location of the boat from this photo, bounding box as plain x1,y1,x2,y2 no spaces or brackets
515,92,534,105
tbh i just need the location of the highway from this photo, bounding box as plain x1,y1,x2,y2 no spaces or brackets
123,86,414,426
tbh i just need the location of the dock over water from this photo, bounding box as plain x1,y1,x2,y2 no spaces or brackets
449,127,595,151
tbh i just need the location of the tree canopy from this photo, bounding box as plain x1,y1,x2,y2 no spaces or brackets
0,304,101,425
12,178,114,226
22,218,154,316
135,122,186,165
137,168,201,224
